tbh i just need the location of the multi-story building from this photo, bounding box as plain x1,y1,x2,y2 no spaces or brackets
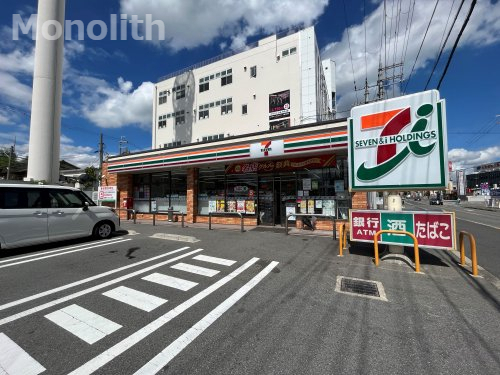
152,26,336,149
103,27,367,230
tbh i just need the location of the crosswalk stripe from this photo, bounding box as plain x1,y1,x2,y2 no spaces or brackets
142,273,198,291
192,255,236,266
0,333,45,375
45,304,122,345
171,263,219,277
102,286,167,312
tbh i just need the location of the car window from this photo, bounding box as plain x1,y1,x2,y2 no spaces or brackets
0,188,43,209
49,190,86,208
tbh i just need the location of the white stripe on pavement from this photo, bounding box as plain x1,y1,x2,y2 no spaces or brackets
134,261,279,375
45,304,122,345
0,246,191,312
0,333,46,375
192,254,236,266
171,263,219,277
67,257,260,375
142,273,198,291
0,239,132,269
0,238,120,265
0,249,203,327
103,286,167,312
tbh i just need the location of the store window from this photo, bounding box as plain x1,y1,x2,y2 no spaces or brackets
134,171,187,213
225,175,257,214
133,174,151,212
198,167,225,215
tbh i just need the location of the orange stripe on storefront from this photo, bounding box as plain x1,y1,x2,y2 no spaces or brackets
286,131,347,143
361,109,403,130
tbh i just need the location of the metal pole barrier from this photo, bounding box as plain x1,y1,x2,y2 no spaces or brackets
181,213,185,228
374,230,420,273
285,214,290,235
239,213,245,232
209,213,212,230
338,224,344,257
153,212,156,226
459,231,479,277
333,218,336,240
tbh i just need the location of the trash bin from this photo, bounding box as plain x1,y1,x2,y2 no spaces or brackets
168,207,174,222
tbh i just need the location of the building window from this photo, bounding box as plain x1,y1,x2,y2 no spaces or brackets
199,109,209,120
221,69,232,86
289,47,297,55
221,103,232,115
174,84,185,99
158,91,168,105
199,82,209,93
242,104,248,115
175,110,185,125
158,115,167,128
282,49,289,57
250,66,257,78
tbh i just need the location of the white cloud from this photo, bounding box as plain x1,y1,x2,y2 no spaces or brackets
120,0,328,51
79,77,154,129
448,146,500,170
321,0,500,112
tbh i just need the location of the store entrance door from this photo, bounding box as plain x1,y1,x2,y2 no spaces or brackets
258,175,296,226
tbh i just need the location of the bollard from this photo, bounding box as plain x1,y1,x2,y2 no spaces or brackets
459,231,478,277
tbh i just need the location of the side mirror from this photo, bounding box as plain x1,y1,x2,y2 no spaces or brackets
83,202,90,211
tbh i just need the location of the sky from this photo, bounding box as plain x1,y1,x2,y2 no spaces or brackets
0,0,499,172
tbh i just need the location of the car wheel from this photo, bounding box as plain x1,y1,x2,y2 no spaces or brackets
93,221,114,239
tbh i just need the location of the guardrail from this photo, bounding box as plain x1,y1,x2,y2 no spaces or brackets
111,208,137,225
285,214,337,240
208,212,245,233
152,211,185,228
373,230,421,273
459,231,478,276
338,222,348,256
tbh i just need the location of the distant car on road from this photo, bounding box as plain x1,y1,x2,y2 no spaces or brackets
414,196,421,201
430,197,443,205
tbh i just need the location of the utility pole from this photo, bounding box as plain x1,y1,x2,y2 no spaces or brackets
98,132,104,186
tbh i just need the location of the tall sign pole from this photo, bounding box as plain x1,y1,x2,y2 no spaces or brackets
26,0,66,183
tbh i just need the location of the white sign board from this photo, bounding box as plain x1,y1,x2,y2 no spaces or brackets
348,90,448,191
98,186,117,202
250,140,284,158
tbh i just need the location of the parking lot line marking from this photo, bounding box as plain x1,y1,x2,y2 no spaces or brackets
171,263,219,277
0,238,120,265
0,249,203,327
192,255,236,266
134,261,279,375
0,246,191,312
142,273,198,291
102,286,167,312
45,304,122,345
0,333,46,375
0,239,132,269
456,217,500,230
67,257,260,375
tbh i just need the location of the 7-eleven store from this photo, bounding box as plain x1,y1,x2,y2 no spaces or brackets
102,119,368,230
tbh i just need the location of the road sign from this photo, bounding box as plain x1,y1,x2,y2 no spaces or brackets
348,90,448,191
349,209,456,250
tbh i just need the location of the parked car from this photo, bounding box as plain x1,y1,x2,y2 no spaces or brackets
430,197,443,205
0,184,120,249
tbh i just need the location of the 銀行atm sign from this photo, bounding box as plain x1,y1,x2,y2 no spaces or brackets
348,90,448,191
349,210,456,250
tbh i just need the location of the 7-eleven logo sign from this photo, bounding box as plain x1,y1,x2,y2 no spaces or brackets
348,90,448,191
250,139,284,158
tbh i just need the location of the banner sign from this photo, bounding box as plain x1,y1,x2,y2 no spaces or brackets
269,90,290,120
457,170,466,196
348,90,448,191
98,186,117,202
349,209,456,250
225,154,336,174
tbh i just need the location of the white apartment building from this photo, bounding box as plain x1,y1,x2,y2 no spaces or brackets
152,26,336,149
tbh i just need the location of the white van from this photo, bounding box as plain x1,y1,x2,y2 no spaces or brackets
0,184,120,249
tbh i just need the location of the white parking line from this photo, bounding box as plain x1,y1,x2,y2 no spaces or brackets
134,261,279,375
0,333,46,375
192,255,236,266
0,239,132,269
103,286,167,312
67,257,260,375
456,217,500,230
0,238,120,265
45,304,122,345
0,246,191,312
142,273,198,291
0,249,203,327
171,263,219,277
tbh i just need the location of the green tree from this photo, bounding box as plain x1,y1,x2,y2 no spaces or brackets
82,166,99,189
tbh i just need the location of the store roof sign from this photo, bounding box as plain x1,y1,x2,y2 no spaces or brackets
250,139,284,158
348,90,448,191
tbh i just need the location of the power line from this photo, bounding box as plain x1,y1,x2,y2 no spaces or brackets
436,0,477,90
424,0,465,90
403,0,440,94
342,0,359,104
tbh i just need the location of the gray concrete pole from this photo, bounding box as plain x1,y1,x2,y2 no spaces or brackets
27,0,66,183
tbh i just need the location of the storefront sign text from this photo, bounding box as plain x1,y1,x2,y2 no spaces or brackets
226,155,336,174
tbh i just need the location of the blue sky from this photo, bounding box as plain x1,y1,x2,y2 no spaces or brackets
0,0,499,170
